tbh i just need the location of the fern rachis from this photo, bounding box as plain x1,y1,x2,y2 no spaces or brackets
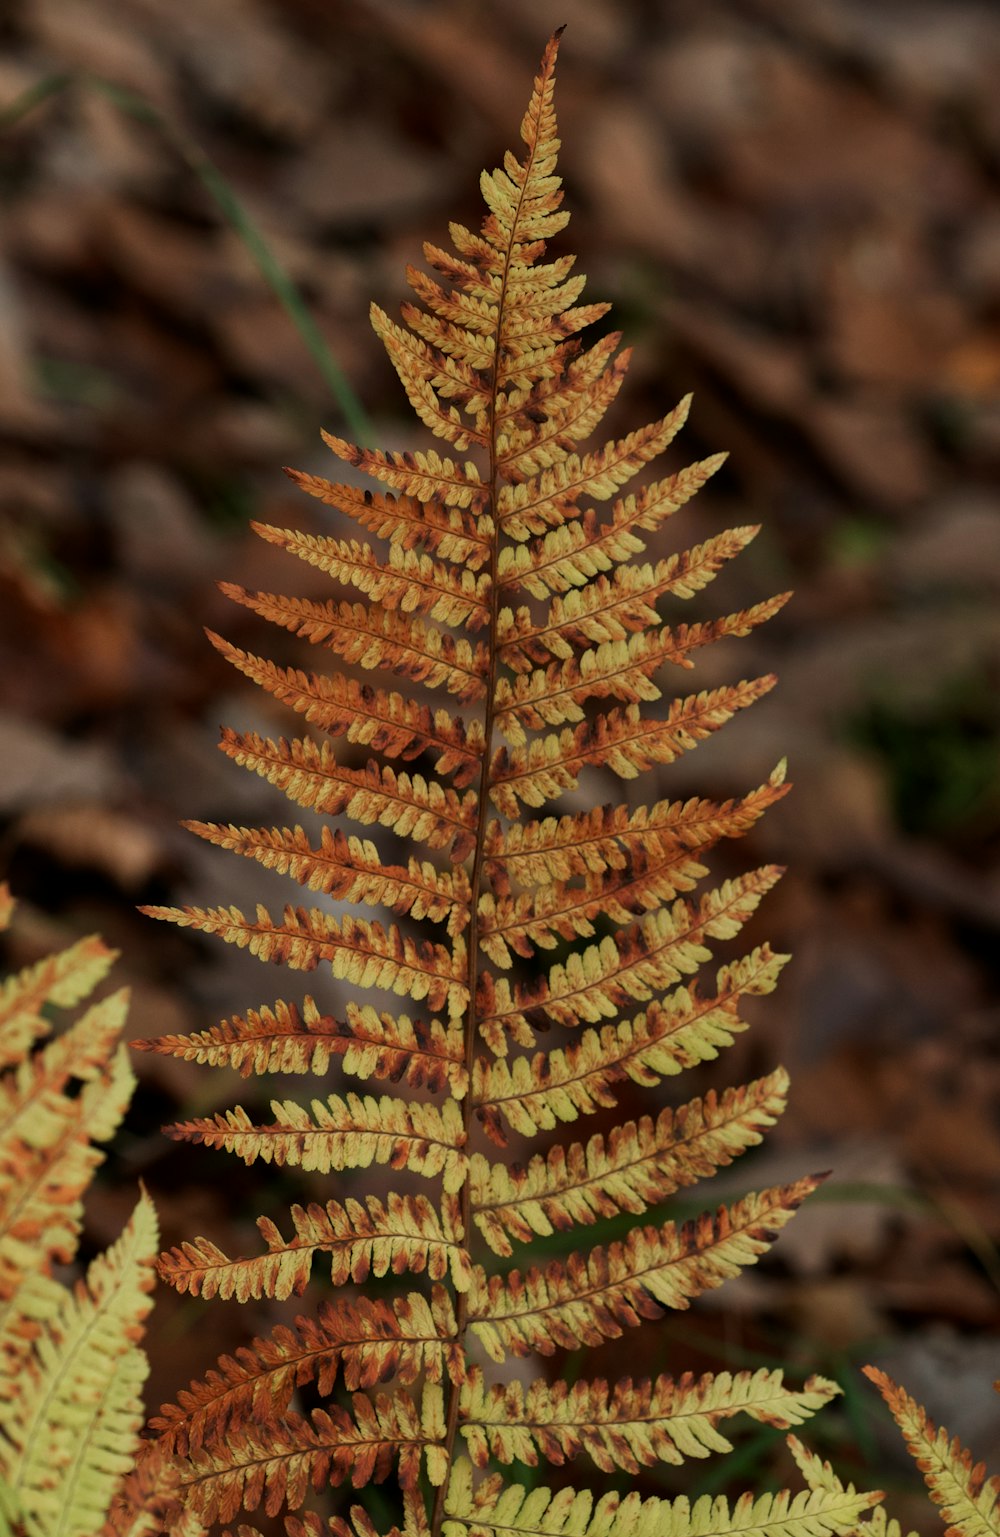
137,32,883,1537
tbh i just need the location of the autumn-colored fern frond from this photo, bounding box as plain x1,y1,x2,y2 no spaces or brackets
138,30,870,1534
0,887,173,1537
864,1368,1000,1537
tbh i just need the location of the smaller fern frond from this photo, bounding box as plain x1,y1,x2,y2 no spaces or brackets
0,990,134,1302
136,997,467,1094
470,1177,824,1360
469,1070,788,1254
166,1091,468,1189
458,1367,839,1472
863,1368,1000,1537
441,1457,881,1537
0,930,115,1070
158,1191,471,1301
152,1288,461,1457
0,1192,158,1537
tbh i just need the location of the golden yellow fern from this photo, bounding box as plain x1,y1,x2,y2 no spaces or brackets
136,31,881,1537
0,886,169,1537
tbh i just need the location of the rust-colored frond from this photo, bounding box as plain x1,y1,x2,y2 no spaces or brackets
158,1191,470,1301
281,470,489,569
166,1091,467,1190
470,1177,822,1360
140,903,469,1013
470,1070,788,1255
153,1289,461,1457
484,766,788,889
217,730,478,860
863,1369,1000,1537
183,821,471,934
208,633,485,781
150,30,811,1532
179,1385,447,1525
474,946,787,1143
489,680,776,817
477,867,782,1049
135,997,466,1094
250,523,491,627
220,584,489,703
459,1366,838,1472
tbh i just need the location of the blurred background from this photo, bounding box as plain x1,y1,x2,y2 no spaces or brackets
1,0,999,1528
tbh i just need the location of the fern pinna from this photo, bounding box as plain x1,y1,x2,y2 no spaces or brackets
137,33,878,1537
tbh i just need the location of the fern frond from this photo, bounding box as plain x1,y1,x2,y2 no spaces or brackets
150,30,820,1532
220,585,489,703
0,931,115,1070
474,947,788,1141
136,997,467,1094
218,730,478,859
470,1070,788,1254
460,1367,838,1471
140,903,469,1014
179,1385,447,1526
167,1091,467,1190
489,680,776,817
441,1458,881,1537
183,822,471,934
470,1177,823,1359
863,1369,1000,1537
0,991,134,1299
0,1192,157,1537
158,1191,471,1300
153,1289,461,1457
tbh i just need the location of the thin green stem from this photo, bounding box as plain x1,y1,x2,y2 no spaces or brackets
0,71,372,444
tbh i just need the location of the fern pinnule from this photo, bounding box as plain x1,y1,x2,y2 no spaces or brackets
139,30,876,1536
864,1368,1000,1537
